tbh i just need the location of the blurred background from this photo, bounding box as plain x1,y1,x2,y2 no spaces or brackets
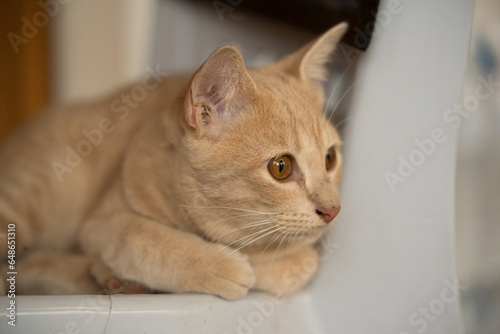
455,0,500,333
0,0,498,333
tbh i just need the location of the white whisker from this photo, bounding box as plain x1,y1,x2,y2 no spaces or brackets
209,218,277,243
177,204,278,215
323,61,357,115
272,229,291,265
328,78,364,123
213,224,279,259
225,225,287,260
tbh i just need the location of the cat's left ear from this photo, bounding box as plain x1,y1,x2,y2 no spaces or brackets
184,46,257,139
280,22,348,85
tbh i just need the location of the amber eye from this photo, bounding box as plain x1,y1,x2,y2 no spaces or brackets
325,146,337,170
268,155,293,180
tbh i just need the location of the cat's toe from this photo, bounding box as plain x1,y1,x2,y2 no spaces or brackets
186,245,256,300
214,256,256,300
251,245,319,298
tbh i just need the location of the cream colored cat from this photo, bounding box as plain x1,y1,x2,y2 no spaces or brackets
0,23,347,299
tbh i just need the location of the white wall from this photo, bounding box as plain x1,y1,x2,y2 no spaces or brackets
51,0,156,103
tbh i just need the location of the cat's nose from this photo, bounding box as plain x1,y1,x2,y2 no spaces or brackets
316,206,341,223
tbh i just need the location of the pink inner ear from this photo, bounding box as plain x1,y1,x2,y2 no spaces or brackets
185,46,256,135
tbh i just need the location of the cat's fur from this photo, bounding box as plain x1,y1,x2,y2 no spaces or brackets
0,23,347,299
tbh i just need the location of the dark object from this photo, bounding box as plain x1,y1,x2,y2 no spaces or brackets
195,0,380,50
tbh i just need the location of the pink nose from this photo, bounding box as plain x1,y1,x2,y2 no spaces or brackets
316,206,341,223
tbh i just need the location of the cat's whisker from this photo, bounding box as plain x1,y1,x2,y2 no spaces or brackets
177,204,278,216
222,224,289,260
209,218,278,243
323,60,358,116
269,223,302,261
179,203,282,241
261,228,285,254
205,212,274,237
211,212,279,228
205,213,276,240
224,225,287,261
278,228,294,259
212,224,279,259
331,113,362,131
286,227,306,258
260,225,291,271
328,78,364,124
272,228,292,266
261,221,297,254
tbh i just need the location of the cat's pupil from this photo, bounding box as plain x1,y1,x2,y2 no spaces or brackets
325,146,337,170
267,155,293,180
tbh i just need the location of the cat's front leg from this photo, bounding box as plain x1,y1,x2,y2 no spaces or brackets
80,212,255,300
249,245,319,298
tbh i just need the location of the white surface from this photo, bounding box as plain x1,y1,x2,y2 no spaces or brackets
0,293,321,334
0,295,110,333
0,0,475,333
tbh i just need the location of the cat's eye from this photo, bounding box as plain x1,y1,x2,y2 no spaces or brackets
268,155,293,180
325,146,337,170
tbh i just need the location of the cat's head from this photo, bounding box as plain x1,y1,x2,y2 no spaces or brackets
175,23,348,254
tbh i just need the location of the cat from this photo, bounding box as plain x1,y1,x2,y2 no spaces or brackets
0,22,347,299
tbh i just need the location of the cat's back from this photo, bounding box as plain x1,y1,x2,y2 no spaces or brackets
0,74,187,250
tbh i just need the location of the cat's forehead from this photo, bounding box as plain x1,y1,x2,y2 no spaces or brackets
233,69,340,155
250,71,310,111
253,70,337,129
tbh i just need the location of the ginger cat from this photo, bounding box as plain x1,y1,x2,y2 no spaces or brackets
0,23,347,299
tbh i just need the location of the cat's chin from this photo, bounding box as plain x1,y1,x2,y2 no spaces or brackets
293,231,325,247
284,225,327,244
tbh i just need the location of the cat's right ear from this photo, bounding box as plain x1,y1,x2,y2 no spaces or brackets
279,22,349,85
184,46,256,139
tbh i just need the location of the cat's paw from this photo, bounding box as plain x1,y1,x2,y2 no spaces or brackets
251,245,319,298
183,244,256,300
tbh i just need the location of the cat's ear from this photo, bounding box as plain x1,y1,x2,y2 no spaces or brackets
280,22,348,84
184,46,256,139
